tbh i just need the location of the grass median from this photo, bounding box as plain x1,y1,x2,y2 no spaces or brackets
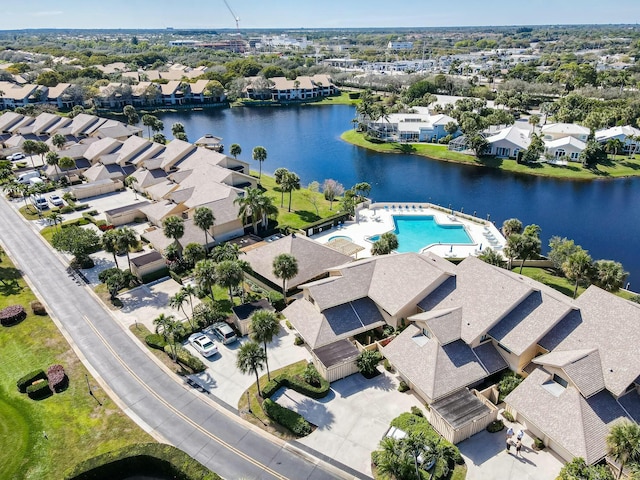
0,254,151,479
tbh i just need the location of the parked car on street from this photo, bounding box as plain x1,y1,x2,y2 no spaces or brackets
188,333,218,358
7,152,25,161
49,194,64,207
206,322,238,345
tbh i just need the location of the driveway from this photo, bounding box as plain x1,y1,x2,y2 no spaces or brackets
458,415,564,480
186,321,312,407
274,368,423,476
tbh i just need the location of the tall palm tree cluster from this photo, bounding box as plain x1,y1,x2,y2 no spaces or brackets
233,187,278,235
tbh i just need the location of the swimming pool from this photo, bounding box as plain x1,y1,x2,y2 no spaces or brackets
369,215,473,253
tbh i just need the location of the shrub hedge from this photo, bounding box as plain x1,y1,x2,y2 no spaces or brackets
17,369,47,393
30,300,47,315
164,344,206,373
64,443,221,480
262,371,330,400
26,379,51,399
502,410,515,422
74,204,90,211
262,398,312,436
60,205,74,214
0,304,27,326
145,333,167,350
486,420,504,433
398,381,409,392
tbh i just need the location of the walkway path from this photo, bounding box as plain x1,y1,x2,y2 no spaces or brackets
0,198,355,480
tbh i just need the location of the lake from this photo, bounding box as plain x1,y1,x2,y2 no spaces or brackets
153,105,640,286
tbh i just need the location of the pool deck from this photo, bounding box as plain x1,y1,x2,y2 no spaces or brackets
313,202,506,259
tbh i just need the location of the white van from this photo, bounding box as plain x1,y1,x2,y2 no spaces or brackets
28,177,44,186
17,171,40,184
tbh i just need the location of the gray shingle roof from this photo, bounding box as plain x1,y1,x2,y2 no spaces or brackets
430,389,491,429
409,308,462,345
505,367,633,464
539,286,640,397
419,256,534,344
383,325,487,402
473,342,509,374
244,234,352,291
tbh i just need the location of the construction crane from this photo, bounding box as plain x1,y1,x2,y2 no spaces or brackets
223,0,240,32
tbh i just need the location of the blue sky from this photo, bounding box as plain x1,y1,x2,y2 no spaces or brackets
2,0,640,30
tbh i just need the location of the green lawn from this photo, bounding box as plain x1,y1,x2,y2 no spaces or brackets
312,92,360,106
341,130,640,181
237,359,308,440
256,172,346,231
0,256,151,479
515,267,636,301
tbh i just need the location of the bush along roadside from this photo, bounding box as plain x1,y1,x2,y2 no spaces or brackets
262,365,330,400
262,398,313,437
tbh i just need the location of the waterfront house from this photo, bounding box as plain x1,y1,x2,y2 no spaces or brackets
541,123,590,143
243,75,338,101
368,112,459,143
0,81,44,109
544,136,586,162
595,125,640,154
485,125,531,158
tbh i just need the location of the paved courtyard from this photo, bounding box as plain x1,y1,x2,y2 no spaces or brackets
458,414,564,480
274,368,424,477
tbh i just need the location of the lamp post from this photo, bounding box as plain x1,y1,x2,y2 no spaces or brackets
86,373,102,406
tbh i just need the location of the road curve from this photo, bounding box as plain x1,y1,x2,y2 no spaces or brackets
0,197,353,480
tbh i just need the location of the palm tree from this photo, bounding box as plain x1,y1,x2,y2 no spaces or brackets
273,167,289,207
51,133,66,150
281,171,301,213
272,253,298,298
142,114,158,139
252,146,267,184
193,206,215,250
125,175,139,200
236,341,267,397
194,259,217,300
22,139,38,169
171,122,186,138
607,421,640,479
153,313,183,362
477,248,506,268
162,215,185,257
169,290,194,328
58,156,76,179
47,211,63,230
606,138,625,160
46,151,60,179
256,194,278,230
180,284,197,320
101,229,121,268
593,260,628,292
35,142,49,167
249,310,280,381
215,260,244,304
116,227,138,270
562,249,593,299
210,242,242,262
234,187,263,235
230,143,242,159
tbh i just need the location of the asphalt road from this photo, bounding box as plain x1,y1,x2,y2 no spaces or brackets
0,197,352,480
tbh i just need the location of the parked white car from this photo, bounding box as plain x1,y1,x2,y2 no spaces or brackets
7,152,25,161
188,333,218,358
49,194,64,207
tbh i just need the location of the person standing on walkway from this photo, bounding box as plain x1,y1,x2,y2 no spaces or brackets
517,429,524,441
516,440,522,457
507,426,514,439
506,438,512,453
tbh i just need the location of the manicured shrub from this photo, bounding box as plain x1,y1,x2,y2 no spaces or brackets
0,304,26,326
165,345,206,373
502,410,515,422
302,363,322,387
267,291,285,311
74,204,90,211
294,335,304,346
17,369,46,393
30,300,47,315
99,224,115,231
398,381,410,392
356,349,382,378
26,379,51,399
498,372,523,401
47,364,67,392
262,379,281,398
169,271,183,285
262,398,312,436
486,420,504,433
383,359,393,372
534,437,545,450
410,406,423,417
60,205,74,214
285,320,293,329
145,334,167,350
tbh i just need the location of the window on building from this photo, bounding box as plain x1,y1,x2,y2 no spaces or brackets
480,334,491,343
422,328,432,338
553,374,568,388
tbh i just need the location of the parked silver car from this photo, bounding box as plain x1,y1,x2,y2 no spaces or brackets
206,322,238,345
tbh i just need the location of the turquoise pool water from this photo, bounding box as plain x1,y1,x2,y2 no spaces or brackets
369,215,473,253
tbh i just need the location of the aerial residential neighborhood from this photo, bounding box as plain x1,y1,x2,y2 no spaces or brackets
1,4,640,480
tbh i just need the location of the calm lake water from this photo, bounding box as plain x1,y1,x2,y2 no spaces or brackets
153,105,640,285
